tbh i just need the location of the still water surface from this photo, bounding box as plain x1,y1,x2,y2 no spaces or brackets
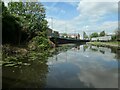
3,44,119,88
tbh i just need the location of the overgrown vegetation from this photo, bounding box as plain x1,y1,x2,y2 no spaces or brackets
2,2,50,66
3,2,48,44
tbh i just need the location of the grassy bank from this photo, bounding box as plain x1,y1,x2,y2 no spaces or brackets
87,41,120,47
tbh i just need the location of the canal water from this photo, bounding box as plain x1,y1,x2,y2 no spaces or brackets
2,44,119,88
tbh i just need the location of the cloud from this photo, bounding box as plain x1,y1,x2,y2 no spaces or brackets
77,1,118,35
46,17,81,34
79,2,117,14
76,1,118,23
66,2,79,7
4,0,117,36
98,21,118,33
46,1,118,36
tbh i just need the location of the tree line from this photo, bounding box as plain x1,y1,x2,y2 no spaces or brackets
83,31,105,39
83,30,120,41
2,2,49,46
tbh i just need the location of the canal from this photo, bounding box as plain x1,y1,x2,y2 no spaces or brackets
2,43,119,88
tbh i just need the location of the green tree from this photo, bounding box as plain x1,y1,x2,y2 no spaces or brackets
99,31,105,36
53,31,59,37
111,35,117,41
61,33,67,38
8,2,48,41
83,31,88,39
90,32,99,38
115,29,120,40
2,2,22,44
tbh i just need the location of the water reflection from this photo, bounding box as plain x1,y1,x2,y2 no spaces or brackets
83,45,89,52
99,50,105,54
3,59,48,88
47,44,119,88
46,63,94,88
111,47,120,60
89,46,98,52
89,45,120,60
2,44,119,88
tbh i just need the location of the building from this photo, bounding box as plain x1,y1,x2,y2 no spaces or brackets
47,28,53,38
67,33,80,39
91,35,112,41
47,28,59,38
53,31,60,37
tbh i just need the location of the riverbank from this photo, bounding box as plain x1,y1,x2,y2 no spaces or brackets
2,38,51,67
87,41,120,48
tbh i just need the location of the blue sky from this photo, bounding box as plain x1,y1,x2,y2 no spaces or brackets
42,2,79,20
3,0,118,37
41,1,118,36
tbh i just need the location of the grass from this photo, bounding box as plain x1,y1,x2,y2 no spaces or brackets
87,41,120,47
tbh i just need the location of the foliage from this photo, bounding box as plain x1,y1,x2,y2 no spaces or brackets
111,35,117,41
53,31,59,37
90,32,99,38
83,31,88,39
2,1,51,66
61,33,68,38
9,2,48,40
115,29,120,40
99,31,105,36
28,36,50,51
2,2,22,44
112,29,120,41
2,43,50,67
62,33,67,36
3,2,48,45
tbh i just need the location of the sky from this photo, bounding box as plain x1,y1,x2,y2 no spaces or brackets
3,0,119,37
41,0,118,36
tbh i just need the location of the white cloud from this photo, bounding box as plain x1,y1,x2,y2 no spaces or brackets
98,21,118,32
4,0,117,36
46,17,82,34
46,1,118,36
76,1,118,23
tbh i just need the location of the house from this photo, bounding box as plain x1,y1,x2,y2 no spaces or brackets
67,33,80,39
47,28,59,38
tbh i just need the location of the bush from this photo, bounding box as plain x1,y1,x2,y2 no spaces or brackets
28,36,50,51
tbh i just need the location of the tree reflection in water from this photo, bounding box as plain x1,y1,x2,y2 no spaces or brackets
88,44,120,60
83,45,89,52
99,50,105,54
110,47,120,60
3,61,48,88
2,56,49,88
89,46,98,52
2,44,120,88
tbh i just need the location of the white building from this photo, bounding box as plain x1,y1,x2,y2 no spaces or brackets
91,35,112,41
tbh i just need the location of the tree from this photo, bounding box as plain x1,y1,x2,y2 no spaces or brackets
8,2,48,41
111,28,120,41
111,35,117,41
2,2,22,44
53,31,59,37
115,29,120,41
90,32,99,38
99,31,105,36
83,31,88,39
62,33,67,38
